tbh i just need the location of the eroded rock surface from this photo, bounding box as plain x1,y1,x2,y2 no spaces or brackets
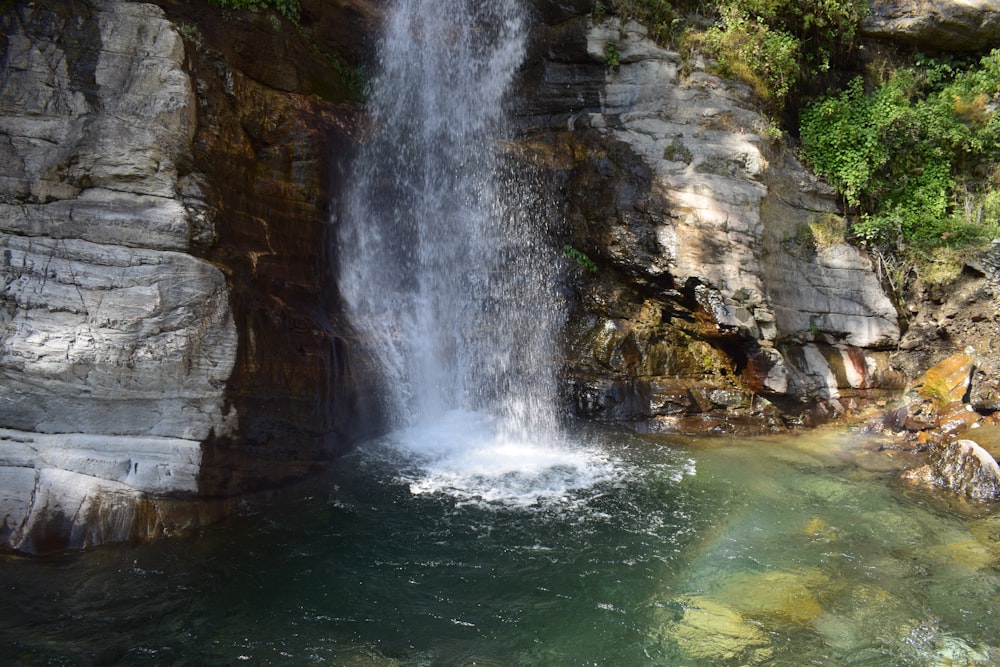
903,439,1000,502
516,18,902,431
0,0,241,551
863,0,1000,51
0,0,381,552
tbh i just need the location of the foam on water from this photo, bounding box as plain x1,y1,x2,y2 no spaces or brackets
367,410,620,508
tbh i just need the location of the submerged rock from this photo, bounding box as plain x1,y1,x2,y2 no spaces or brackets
657,596,774,665
710,569,827,627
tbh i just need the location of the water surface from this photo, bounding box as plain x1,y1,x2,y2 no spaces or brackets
3,424,998,666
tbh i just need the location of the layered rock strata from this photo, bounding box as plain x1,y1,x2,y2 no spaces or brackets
0,0,379,552
516,17,903,432
863,0,1000,51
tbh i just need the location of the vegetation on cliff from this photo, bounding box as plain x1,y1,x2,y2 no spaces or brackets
800,51,1000,275
208,0,300,21
599,0,868,111
601,0,1000,279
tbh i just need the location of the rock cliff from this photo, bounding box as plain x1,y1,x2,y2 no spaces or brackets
515,15,905,432
3,0,1000,552
863,0,1000,50
0,0,381,552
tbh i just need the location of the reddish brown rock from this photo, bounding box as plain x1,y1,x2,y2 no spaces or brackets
916,353,975,407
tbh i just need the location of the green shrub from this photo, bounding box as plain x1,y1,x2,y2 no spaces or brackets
800,50,1000,263
663,138,693,163
699,0,867,111
208,0,300,22
701,6,799,104
599,0,866,110
605,41,621,68
562,245,599,273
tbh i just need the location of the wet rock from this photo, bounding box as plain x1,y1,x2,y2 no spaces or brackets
517,16,901,427
873,353,990,448
969,423,1000,461
711,569,827,626
915,353,974,407
922,539,997,571
903,439,1000,502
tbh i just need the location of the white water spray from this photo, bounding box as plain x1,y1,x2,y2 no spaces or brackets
337,0,609,502
339,0,563,442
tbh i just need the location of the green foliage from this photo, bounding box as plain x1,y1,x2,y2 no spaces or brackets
800,50,1000,263
177,23,202,41
562,245,599,273
208,0,300,22
663,138,693,163
607,0,680,44
597,0,867,110
605,41,621,68
702,6,800,105
797,213,847,251
699,0,867,110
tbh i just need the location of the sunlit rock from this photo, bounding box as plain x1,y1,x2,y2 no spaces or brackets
813,585,904,654
903,439,1000,502
518,16,902,427
922,539,996,571
710,568,827,627
916,353,975,407
863,0,1000,51
802,517,840,543
0,0,240,551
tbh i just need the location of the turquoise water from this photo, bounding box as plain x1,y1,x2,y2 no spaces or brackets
2,422,998,666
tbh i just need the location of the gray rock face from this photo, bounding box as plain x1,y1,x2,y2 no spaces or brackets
0,1,238,551
519,18,902,427
863,0,1000,51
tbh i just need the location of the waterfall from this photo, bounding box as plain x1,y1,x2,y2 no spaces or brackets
339,0,563,442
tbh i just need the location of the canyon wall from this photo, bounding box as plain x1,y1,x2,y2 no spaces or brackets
0,0,381,552
516,13,905,433
2,0,1000,551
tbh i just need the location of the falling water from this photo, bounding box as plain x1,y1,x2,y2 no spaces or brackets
339,0,563,443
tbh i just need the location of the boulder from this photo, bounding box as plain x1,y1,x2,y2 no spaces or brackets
862,0,1000,51
915,353,975,407
903,439,1000,502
